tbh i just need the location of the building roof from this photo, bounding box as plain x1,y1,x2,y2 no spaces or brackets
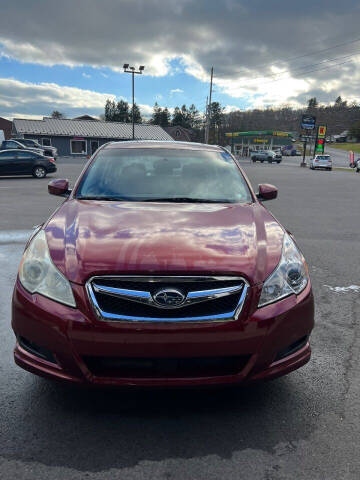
163,126,193,142
72,115,100,121
13,117,173,141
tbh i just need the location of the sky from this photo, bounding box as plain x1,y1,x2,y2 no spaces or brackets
1,0,360,120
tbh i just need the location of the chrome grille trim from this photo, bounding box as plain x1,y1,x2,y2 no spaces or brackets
86,275,249,323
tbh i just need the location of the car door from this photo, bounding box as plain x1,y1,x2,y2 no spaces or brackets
0,150,18,175
14,151,37,174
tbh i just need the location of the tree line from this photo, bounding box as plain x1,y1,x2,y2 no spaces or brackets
51,94,360,144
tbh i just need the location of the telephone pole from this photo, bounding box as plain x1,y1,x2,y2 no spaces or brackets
204,67,213,144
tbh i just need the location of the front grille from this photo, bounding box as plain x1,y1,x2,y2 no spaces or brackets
96,289,241,318
87,276,248,323
83,355,251,378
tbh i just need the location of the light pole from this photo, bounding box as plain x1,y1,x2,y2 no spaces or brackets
123,64,145,140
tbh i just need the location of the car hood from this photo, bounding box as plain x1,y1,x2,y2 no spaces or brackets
45,199,284,285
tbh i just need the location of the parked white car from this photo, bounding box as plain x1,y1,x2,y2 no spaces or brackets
309,154,332,171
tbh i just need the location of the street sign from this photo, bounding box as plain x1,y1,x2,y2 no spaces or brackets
301,114,316,130
300,134,315,141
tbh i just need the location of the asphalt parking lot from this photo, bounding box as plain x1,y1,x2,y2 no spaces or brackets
0,157,359,479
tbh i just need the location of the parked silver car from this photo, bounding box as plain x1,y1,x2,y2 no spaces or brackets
309,154,332,171
251,150,282,163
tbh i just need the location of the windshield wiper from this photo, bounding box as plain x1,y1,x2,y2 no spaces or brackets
142,197,232,203
76,195,131,201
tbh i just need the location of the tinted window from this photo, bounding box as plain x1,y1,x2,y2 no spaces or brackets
4,141,20,148
21,140,34,147
76,148,253,203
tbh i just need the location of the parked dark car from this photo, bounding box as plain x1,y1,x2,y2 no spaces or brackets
1,139,44,156
0,149,57,178
12,141,314,387
12,138,58,159
251,150,282,163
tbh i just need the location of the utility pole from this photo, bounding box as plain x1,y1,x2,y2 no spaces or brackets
204,96,208,142
205,67,213,144
123,64,145,140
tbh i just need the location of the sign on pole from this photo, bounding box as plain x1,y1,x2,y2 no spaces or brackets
301,114,316,130
314,125,327,153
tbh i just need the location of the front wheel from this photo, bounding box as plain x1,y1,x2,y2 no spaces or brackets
260,160,264,163
277,160,281,164
32,166,47,178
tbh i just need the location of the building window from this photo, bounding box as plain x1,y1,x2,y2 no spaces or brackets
40,138,52,146
70,139,87,154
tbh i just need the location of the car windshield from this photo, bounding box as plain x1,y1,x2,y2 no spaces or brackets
75,147,253,203
317,155,330,160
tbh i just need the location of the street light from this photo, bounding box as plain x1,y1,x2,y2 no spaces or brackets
123,64,145,140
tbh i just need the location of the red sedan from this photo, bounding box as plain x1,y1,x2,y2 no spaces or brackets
12,141,314,387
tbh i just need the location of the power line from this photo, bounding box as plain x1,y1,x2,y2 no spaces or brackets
263,58,355,85
237,35,360,76
278,36,360,64
250,50,360,82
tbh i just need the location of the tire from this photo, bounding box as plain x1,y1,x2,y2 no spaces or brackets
260,160,264,163
32,166,47,178
277,161,281,164
356,168,360,173
328,168,332,171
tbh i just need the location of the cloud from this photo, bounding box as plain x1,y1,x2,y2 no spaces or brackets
170,88,184,94
82,73,91,78
1,1,360,107
0,78,153,119
223,105,238,113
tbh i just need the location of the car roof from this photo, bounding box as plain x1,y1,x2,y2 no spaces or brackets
103,140,224,152
0,148,42,154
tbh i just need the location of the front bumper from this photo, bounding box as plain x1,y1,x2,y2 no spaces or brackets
12,279,314,387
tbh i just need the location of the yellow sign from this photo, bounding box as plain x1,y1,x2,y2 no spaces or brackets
318,125,327,138
253,138,268,143
272,131,289,137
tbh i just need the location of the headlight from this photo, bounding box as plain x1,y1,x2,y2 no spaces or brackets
19,230,76,307
258,233,309,307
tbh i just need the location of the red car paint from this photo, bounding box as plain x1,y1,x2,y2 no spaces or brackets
12,141,314,387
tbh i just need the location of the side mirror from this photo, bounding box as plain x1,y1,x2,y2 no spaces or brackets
48,179,71,197
257,183,278,201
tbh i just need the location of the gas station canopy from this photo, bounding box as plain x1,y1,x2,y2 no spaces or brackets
225,130,293,137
